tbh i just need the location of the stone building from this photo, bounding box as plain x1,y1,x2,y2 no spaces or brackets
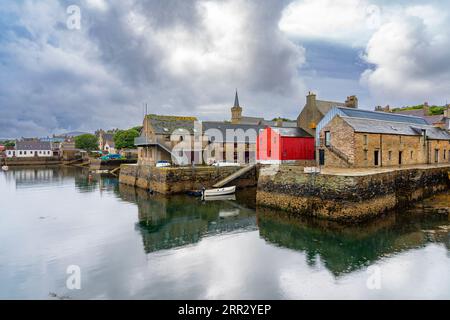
297,92,358,137
202,121,265,164
317,107,450,168
98,131,116,154
135,114,201,166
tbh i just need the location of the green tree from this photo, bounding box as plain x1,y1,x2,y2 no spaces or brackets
1,140,15,147
75,134,98,151
113,128,140,150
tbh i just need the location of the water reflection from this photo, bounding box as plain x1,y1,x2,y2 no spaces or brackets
117,184,257,253
257,205,450,276
1,167,449,299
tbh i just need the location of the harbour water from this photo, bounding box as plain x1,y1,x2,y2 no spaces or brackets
0,167,449,299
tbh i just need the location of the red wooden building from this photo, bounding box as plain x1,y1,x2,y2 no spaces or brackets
257,127,315,164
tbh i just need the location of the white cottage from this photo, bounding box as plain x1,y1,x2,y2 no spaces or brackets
6,140,53,158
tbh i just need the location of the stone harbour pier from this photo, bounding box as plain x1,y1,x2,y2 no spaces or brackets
119,164,257,194
256,164,450,223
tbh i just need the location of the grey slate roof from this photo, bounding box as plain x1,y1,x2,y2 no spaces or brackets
239,116,265,125
16,140,52,150
146,115,198,135
393,109,445,125
338,107,428,125
263,120,298,128
271,127,313,137
316,100,346,115
341,116,450,140
202,121,265,143
102,133,114,141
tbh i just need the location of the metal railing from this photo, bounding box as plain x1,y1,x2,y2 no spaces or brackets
134,136,155,146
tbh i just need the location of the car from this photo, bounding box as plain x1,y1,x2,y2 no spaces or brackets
101,154,122,161
211,161,241,167
156,160,171,168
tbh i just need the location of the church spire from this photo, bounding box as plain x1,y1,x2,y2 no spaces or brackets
234,90,240,108
231,89,242,124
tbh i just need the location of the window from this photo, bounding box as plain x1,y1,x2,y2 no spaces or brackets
325,131,331,147
388,151,392,161
444,150,447,160
410,151,414,160
180,136,184,142
364,135,368,145
435,149,439,163
364,150,368,160
165,135,170,142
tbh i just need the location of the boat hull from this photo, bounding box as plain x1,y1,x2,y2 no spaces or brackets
204,186,236,197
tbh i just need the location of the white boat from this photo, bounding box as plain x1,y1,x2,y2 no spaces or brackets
203,186,236,197
1,166,8,171
204,194,236,202
219,209,240,218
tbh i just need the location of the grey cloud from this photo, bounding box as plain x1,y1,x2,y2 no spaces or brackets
0,0,306,137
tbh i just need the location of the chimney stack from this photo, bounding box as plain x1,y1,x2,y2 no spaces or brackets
423,102,430,116
345,95,358,108
306,92,316,107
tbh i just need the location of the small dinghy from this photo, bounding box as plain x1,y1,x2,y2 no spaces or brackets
203,194,236,202
1,166,8,171
203,186,236,198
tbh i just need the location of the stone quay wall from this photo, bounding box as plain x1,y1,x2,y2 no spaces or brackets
1,156,62,166
256,165,450,223
119,164,257,194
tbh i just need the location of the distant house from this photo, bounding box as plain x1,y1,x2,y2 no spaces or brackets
60,141,86,161
297,92,358,137
98,132,116,154
257,127,314,164
316,107,450,168
135,114,199,166
6,140,53,158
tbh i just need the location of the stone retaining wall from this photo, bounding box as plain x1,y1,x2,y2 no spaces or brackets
119,164,257,194
256,165,450,222
2,157,62,166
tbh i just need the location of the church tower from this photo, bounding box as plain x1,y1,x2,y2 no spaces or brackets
231,90,242,124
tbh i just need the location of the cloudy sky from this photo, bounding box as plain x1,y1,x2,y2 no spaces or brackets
1,0,450,137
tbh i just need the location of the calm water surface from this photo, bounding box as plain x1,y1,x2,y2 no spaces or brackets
0,167,449,299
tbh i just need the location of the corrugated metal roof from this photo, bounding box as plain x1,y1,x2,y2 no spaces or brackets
338,107,428,125
341,116,450,140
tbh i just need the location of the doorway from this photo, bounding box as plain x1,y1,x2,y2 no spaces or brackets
399,151,402,165
319,149,325,166
374,150,379,166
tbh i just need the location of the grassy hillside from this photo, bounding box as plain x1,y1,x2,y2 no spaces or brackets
392,104,446,115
